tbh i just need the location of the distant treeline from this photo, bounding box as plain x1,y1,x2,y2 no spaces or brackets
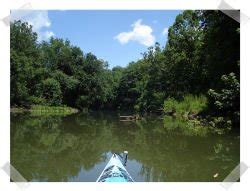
11,10,239,126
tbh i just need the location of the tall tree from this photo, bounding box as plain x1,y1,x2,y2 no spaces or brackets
164,10,205,97
10,21,44,106
201,10,240,88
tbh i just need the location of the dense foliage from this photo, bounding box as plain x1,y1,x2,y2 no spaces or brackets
207,71,240,127
11,21,117,110
163,95,207,117
10,10,240,128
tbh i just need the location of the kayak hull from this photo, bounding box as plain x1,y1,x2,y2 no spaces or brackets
96,153,134,182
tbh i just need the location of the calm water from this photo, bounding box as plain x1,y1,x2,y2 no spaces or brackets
11,112,240,182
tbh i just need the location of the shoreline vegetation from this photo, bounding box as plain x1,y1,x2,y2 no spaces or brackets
162,94,231,135
10,10,239,132
11,105,78,116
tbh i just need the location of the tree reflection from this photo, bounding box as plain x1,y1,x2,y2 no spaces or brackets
11,112,240,182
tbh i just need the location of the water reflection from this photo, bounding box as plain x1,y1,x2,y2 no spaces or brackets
11,112,240,182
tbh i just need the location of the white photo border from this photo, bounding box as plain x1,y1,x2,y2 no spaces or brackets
1,0,249,191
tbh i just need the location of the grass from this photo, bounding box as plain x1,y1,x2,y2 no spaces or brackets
10,107,27,113
11,105,78,116
162,95,210,136
163,94,207,117
30,105,78,116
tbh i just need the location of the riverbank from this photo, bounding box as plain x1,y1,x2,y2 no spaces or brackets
11,105,79,116
162,94,237,134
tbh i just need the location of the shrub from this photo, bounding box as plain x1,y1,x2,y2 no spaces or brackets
163,94,207,116
207,72,240,127
41,78,62,105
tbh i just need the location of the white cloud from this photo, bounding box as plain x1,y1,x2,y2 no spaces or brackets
40,31,55,41
11,10,54,41
162,27,169,36
114,19,155,47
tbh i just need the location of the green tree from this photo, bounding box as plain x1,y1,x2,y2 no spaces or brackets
164,10,205,97
10,21,44,107
41,78,62,105
208,71,240,127
10,11,240,129
200,10,240,88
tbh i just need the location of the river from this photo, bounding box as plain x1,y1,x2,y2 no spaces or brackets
10,111,240,182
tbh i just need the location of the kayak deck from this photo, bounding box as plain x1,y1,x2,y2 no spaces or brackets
96,153,134,182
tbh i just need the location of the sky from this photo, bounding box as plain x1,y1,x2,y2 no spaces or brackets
11,10,182,68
